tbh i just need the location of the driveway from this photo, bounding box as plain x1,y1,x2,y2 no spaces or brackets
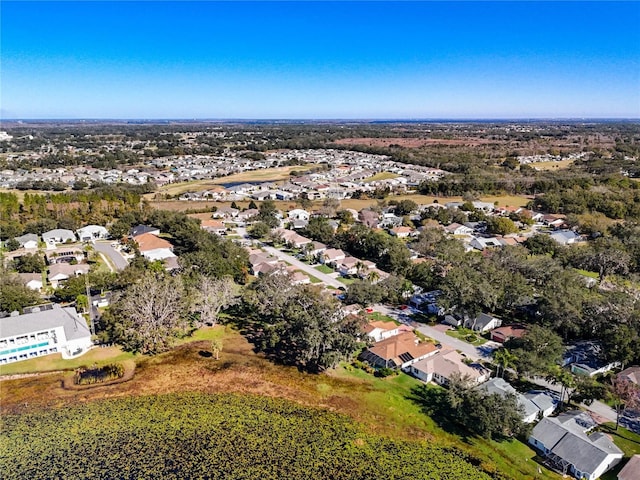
94,241,129,271
261,246,344,289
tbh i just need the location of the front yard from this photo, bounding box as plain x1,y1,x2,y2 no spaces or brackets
314,264,334,274
446,328,487,346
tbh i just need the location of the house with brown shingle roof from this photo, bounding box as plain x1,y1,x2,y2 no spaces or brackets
360,332,438,369
618,455,640,480
409,348,489,386
134,233,173,253
491,324,528,343
201,219,227,235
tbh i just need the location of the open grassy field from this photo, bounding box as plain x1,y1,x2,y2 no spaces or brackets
150,193,531,213
530,159,575,171
155,165,317,196
0,346,137,376
363,171,401,182
1,326,559,479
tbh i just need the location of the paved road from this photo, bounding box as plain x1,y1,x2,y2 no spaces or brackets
372,305,499,360
261,246,344,289
94,241,129,271
371,306,625,427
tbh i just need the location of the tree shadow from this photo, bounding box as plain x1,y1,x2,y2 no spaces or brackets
406,384,475,443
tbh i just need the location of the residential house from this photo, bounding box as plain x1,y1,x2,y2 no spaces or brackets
470,236,504,251
201,219,227,235
542,214,567,228
409,348,489,386
76,225,109,241
45,247,85,265
0,306,92,364
212,207,239,219
529,411,623,480
491,324,527,343
479,378,541,424
289,270,310,285
19,273,43,291
523,391,558,418
363,320,413,343
237,207,259,220
618,455,640,480
617,366,640,386
444,223,474,236
323,248,346,265
130,225,160,237
42,229,77,245
14,233,39,249
550,230,580,245
275,229,312,249
464,313,502,333
338,256,360,276
389,226,413,238
443,313,465,328
287,209,310,221
134,233,176,261
309,241,327,257
360,332,438,370
564,341,620,377
48,263,90,288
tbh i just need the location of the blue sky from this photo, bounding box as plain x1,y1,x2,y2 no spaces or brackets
2,1,639,119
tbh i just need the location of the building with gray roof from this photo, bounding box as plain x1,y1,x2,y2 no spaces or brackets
0,306,92,364
529,411,623,480
478,377,540,423
42,229,77,245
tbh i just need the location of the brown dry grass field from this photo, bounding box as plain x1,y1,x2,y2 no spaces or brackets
155,165,317,196
335,137,495,147
150,193,531,214
530,159,575,170
0,327,559,479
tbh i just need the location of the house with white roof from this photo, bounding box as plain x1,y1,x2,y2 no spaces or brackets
42,229,77,246
14,233,39,249
77,225,109,241
0,306,92,364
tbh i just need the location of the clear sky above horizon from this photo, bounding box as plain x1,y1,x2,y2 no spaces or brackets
1,1,639,119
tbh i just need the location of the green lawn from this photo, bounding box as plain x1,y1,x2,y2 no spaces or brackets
329,365,558,480
574,268,599,279
0,346,137,376
338,276,356,285
363,172,401,182
366,311,398,324
314,264,334,274
446,328,487,346
600,423,640,480
0,327,223,376
306,274,323,284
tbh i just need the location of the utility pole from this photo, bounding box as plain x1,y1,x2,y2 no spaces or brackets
84,272,95,336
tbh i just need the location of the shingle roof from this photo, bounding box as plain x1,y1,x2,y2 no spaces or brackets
618,455,640,480
134,233,173,252
530,412,623,476
0,306,90,341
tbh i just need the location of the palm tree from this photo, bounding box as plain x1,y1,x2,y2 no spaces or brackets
492,348,517,378
366,270,380,284
355,260,367,278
